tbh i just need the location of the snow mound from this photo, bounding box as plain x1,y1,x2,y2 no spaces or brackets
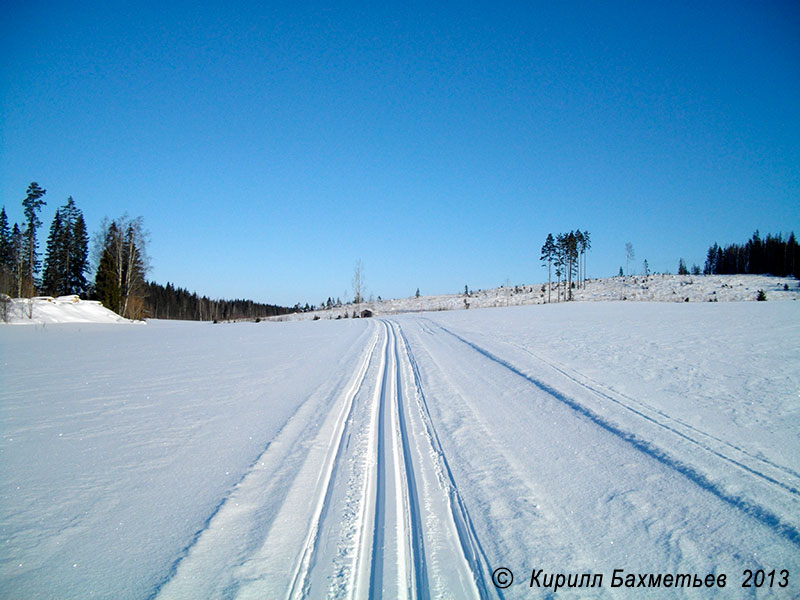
0,295,140,325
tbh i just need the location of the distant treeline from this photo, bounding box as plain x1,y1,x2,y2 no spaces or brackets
704,231,799,278
145,281,292,321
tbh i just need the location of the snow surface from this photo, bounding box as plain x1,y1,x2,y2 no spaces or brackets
2,300,799,598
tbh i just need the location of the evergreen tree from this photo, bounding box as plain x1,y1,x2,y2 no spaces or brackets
95,222,122,312
69,212,89,296
643,259,650,276
678,258,688,275
540,233,555,303
21,182,47,296
566,231,578,299
42,209,67,295
0,207,10,266
41,197,90,297
10,224,24,296
415,288,420,298
0,207,12,295
578,230,591,289
701,232,798,278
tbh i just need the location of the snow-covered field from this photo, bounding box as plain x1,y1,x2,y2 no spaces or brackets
2,299,799,598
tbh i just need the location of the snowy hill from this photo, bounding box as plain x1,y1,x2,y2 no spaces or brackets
0,295,139,325
273,273,800,321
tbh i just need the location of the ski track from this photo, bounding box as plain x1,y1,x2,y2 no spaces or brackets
503,338,800,490
155,319,489,599
424,318,800,549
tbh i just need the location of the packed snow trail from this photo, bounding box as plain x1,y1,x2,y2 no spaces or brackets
156,319,488,599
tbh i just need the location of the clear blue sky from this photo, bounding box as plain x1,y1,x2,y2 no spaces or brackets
2,1,798,306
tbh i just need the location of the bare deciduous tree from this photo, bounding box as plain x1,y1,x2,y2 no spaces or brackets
352,259,364,306
625,242,635,276
94,215,150,319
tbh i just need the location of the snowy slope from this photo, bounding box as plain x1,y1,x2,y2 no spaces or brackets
274,274,799,321
1,295,137,325
1,302,799,598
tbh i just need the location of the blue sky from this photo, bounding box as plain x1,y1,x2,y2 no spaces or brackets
2,1,798,306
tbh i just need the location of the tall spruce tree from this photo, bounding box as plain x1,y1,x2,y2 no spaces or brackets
0,207,12,296
95,222,121,312
0,207,9,266
42,197,90,297
42,209,66,296
69,212,89,295
11,224,23,291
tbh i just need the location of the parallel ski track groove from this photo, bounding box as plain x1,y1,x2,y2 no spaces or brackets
287,321,381,600
429,320,800,548
392,321,428,600
368,321,391,598
395,322,498,600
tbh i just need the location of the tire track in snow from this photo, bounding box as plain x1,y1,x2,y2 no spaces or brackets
429,320,800,548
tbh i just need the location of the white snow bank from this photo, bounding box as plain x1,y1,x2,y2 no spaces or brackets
0,295,138,325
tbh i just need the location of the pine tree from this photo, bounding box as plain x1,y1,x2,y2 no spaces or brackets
21,182,47,296
678,258,688,275
540,233,555,303
578,230,591,289
566,231,578,299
